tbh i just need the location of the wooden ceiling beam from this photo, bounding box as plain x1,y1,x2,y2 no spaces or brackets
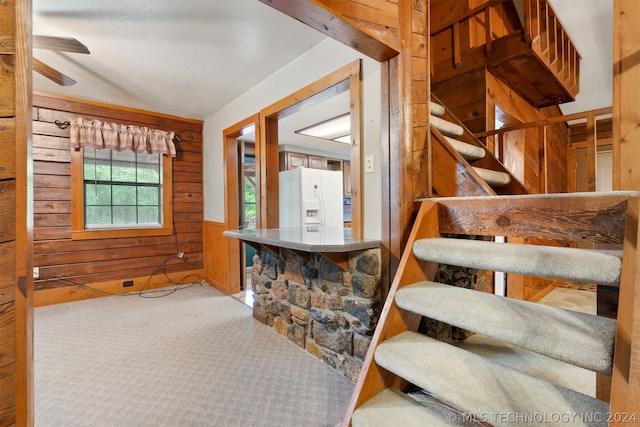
259,0,399,62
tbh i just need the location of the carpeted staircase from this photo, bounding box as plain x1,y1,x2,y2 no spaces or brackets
429,97,529,197
343,192,638,426
430,101,512,189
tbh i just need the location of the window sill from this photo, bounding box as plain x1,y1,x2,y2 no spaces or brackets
71,226,174,240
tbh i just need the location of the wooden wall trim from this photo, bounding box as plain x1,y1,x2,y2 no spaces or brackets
33,91,202,128
220,115,261,295
259,59,364,237
34,268,205,307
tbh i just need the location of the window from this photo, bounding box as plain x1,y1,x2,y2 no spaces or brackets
71,147,173,240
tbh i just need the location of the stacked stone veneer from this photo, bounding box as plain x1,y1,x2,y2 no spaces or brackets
251,246,381,382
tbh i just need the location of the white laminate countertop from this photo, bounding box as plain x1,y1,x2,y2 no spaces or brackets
223,227,381,253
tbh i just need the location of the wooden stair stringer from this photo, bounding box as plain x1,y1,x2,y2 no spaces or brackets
431,93,529,196
431,125,496,197
341,201,442,427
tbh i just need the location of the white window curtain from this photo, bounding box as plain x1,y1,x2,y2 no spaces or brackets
69,117,176,157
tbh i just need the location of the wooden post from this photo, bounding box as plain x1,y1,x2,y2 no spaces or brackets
586,114,597,192
609,0,640,419
0,0,34,424
613,0,640,191
453,22,462,68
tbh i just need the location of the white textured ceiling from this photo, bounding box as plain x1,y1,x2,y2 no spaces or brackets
32,0,326,120
32,0,612,121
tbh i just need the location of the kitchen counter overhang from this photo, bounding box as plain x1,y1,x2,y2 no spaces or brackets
223,226,381,253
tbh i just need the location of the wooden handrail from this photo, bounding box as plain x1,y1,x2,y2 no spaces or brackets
474,107,613,138
474,106,612,196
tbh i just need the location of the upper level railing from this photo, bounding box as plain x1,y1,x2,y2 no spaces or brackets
431,0,581,106
523,0,581,98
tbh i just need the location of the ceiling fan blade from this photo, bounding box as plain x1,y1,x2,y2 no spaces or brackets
33,58,77,86
33,35,90,54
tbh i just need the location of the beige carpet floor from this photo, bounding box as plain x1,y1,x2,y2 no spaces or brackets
35,282,354,427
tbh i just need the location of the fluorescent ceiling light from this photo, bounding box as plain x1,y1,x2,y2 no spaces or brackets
296,113,351,144
332,135,351,144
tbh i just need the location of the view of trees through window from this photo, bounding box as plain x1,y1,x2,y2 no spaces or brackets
244,177,256,229
83,147,162,227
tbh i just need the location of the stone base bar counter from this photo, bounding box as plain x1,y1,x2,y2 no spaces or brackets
224,227,382,381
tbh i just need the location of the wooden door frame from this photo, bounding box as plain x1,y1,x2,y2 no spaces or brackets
223,114,260,295
258,59,363,237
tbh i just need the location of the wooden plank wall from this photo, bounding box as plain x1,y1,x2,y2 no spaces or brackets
1,0,33,424
31,94,204,299
432,68,486,133
485,71,567,194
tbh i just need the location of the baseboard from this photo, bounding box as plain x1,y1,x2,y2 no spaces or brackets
34,268,205,307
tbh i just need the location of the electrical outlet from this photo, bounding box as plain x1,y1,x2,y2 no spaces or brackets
365,155,374,173
123,280,134,287
33,267,40,279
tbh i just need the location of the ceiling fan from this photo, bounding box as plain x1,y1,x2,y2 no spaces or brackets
33,35,90,86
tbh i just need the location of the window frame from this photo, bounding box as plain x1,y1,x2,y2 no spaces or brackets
71,147,174,240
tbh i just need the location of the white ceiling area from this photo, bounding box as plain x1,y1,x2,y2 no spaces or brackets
32,0,326,120
32,0,613,124
548,0,613,115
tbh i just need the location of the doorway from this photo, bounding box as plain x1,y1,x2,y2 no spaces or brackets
258,60,363,235
239,140,257,302
223,115,260,298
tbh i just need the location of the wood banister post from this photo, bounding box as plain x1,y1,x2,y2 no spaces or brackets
586,114,597,192
485,8,493,55
453,22,461,68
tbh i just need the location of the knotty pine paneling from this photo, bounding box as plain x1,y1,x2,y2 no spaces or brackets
0,180,16,243
32,94,203,296
0,242,15,306
0,119,16,181
0,55,15,118
486,71,567,194
0,362,16,426
0,303,15,368
432,68,487,133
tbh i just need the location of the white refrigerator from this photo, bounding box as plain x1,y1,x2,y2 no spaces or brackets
279,167,344,228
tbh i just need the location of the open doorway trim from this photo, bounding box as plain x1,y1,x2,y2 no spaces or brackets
223,114,261,295
258,59,363,237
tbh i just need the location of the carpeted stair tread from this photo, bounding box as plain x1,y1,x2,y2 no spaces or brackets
431,114,464,137
472,166,512,186
412,237,622,287
430,101,445,117
444,135,486,161
352,388,474,427
396,281,616,373
374,332,609,427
